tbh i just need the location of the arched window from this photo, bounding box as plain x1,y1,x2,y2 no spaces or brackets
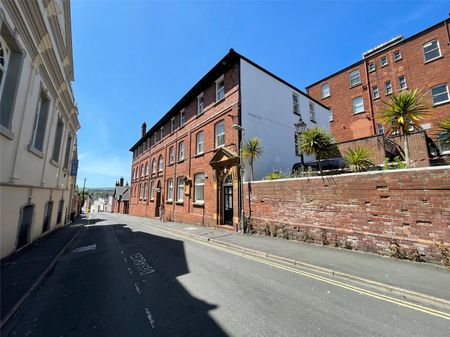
158,155,164,172
0,36,11,103
143,182,148,200
152,158,156,174
145,162,149,176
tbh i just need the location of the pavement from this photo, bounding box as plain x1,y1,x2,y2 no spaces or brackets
0,217,84,325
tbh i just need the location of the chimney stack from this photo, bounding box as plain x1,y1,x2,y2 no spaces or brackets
120,177,124,186
141,122,147,137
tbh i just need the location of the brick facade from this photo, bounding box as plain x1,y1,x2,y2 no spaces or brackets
307,19,450,157
244,167,450,264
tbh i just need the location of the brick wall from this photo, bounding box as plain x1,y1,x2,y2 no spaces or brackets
244,167,450,264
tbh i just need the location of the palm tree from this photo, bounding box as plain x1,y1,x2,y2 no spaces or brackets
242,137,263,181
299,127,336,174
438,118,450,148
345,147,374,172
378,89,429,165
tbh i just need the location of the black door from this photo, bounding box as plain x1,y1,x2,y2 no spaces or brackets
17,205,34,249
223,185,233,225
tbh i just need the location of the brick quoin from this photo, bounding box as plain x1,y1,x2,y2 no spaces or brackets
244,167,450,264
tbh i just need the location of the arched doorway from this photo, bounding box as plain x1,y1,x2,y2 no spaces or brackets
17,204,34,249
155,180,161,217
223,174,233,225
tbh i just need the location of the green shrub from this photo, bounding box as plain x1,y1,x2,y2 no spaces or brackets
345,147,374,172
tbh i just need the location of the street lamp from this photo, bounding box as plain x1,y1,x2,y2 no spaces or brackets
294,116,307,166
232,119,245,233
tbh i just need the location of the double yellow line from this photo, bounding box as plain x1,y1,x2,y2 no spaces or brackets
128,218,450,321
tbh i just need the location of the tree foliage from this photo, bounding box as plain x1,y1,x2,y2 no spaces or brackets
242,137,263,181
299,127,337,174
345,147,374,172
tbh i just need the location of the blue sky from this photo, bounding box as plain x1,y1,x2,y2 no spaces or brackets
71,0,449,188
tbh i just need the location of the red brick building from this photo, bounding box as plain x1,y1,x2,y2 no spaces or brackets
306,18,450,162
112,178,129,214
129,50,330,230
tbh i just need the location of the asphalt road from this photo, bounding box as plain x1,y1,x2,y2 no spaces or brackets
3,213,449,337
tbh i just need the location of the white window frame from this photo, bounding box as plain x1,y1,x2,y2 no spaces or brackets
194,173,205,204
292,93,300,115
423,39,441,63
143,182,148,201
215,121,225,148
167,179,173,202
368,62,376,73
197,92,204,115
0,36,11,104
352,96,364,114
385,81,392,95
216,75,225,101
321,83,330,98
349,70,361,87
309,102,316,122
170,117,175,133
152,158,156,174
179,109,186,127
141,164,144,177
145,162,149,176
393,50,402,61
178,141,185,161
196,131,204,155
169,146,175,164
329,109,333,122
398,76,407,90
376,123,385,135
158,155,163,172
380,56,388,67
160,127,164,140
431,84,450,106
177,177,185,202
372,85,380,99
150,180,155,200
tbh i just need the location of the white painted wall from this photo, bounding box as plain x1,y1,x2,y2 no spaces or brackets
240,59,331,181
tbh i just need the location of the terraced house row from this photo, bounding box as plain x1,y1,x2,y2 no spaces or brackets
128,50,330,229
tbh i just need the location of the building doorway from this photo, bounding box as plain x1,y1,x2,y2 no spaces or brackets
223,174,233,225
17,204,34,249
42,201,53,233
56,199,64,226
155,180,161,217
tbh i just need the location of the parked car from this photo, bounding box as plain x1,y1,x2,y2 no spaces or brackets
292,158,347,172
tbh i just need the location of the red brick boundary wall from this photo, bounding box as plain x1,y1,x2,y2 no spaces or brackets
244,167,450,265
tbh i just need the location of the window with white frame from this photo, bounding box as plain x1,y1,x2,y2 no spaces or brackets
349,70,361,87
51,117,64,163
143,182,148,200
309,102,316,121
398,76,407,90
150,180,155,200
380,56,388,67
158,155,163,172
368,62,376,73
292,93,300,115
177,177,184,202
153,133,157,144
393,50,402,61
179,109,186,127
160,127,164,140
178,141,185,161
352,96,364,114
141,164,144,177
197,93,204,115
329,109,333,122
63,133,72,170
170,117,175,133
152,158,156,174
196,131,204,155
372,85,380,99
376,123,385,135
139,183,143,199
194,173,205,203
438,132,450,154
321,83,330,98
215,121,225,148
216,75,225,101
30,91,50,153
145,162,149,175
423,39,441,62
0,36,10,104
169,146,175,164
431,84,449,105
167,179,173,201
385,81,392,95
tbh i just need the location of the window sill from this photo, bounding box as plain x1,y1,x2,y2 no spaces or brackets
368,69,376,73
176,201,184,205
424,55,443,64
193,201,204,208
349,82,362,89
353,110,365,115
150,198,154,202
50,159,60,168
166,200,173,204
0,125,14,140
433,100,450,107
381,64,388,68
321,95,331,100
168,162,174,166
394,58,402,62
196,112,204,119
194,153,204,158
27,145,44,159
177,159,185,163
373,96,380,100
214,97,225,106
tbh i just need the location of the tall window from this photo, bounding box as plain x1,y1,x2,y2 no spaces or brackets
51,117,64,163
63,134,72,170
329,109,333,122
215,121,225,148
139,183,143,199
380,56,388,67
216,75,225,101
372,85,380,99
398,76,407,90
170,117,175,133
0,36,10,103
349,70,361,87
194,173,205,203
352,96,364,114
30,92,50,153
197,93,204,115
423,40,441,62
385,81,392,95
152,158,156,174
321,83,330,98
160,127,164,140
292,93,299,115
56,199,64,225
196,131,204,155
158,155,164,172
393,50,402,61
178,141,185,161
368,62,376,73
141,164,144,177
145,162,149,175
153,133,157,144
167,179,173,201
309,102,316,122
177,177,185,202
150,180,155,200
431,84,449,105
143,182,148,200
179,109,186,127
169,146,175,164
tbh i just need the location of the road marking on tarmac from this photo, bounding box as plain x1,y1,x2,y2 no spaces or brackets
144,308,156,328
136,221,450,321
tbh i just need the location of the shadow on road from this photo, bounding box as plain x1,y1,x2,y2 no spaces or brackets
3,219,229,337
